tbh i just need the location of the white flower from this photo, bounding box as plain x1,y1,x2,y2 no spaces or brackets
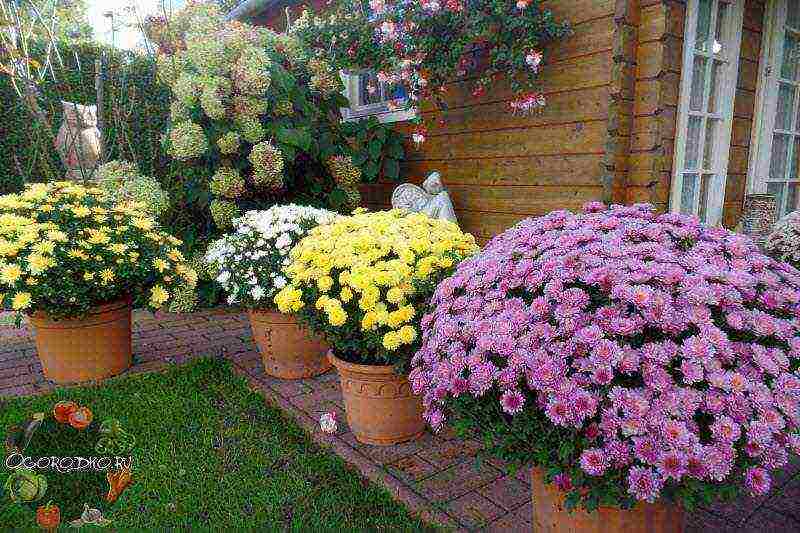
274,276,287,289
275,233,292,249
320,412,337,434
251,286,265,301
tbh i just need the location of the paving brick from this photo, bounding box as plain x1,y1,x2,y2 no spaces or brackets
339,431,433,466
416,459,502,503
447,491,505,530
483,503,532,532
477,474,531,511
387,454,439,483
417,438,483,469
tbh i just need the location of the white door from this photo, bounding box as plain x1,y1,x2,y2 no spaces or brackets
672,0,746,225
751,0,800,218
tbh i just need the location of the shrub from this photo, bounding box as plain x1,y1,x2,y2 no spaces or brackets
94,160,170,219
204,205,337,309
0,182,197,320
157,3,404,225
765,210,800,270
411,203,800,511
274,209,478,369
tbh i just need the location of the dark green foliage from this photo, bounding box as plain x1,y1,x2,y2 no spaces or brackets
341,116,405,183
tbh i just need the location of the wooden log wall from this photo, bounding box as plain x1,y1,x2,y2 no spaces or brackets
254,0,766,240
628,0,765,228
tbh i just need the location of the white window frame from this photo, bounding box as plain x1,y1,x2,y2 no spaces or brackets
671,0,745,225
339,69,417,124
748,0,800,218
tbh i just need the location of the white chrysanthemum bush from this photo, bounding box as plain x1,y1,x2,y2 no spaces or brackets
411,202,800,512
155,2,402,231
204,205,337,309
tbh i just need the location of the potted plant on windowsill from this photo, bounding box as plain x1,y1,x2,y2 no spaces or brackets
205,205,338,379
411,202,800,532
275,209,478,445
0,182,197,384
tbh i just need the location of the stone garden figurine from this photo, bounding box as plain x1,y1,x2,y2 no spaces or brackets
54,101,102,181
391,171,459,225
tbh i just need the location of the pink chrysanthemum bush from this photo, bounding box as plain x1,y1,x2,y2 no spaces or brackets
410,203,800,511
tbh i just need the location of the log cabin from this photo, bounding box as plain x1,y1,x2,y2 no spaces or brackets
229,0,800,243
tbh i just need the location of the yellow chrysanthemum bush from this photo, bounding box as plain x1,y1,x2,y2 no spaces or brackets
0,182,197,321
275,209,478,369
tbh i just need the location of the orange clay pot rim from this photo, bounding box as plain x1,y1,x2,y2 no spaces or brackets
327,350,404,375
29,296,132,322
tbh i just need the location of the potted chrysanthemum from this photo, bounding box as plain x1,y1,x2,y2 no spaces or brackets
411,203,800,531
274,209,478,445
0,182,197,384
205,205,338,379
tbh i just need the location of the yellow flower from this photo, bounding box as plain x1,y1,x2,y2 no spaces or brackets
45,230,68,242
27,254,54,274
150,285,169,307
167,249,185,262
38,204,54,213
131,217,155,231
67,248,89,260
11,291,31,310
31,240,56,255
386,287,405,304
398,325,417,344
99,269,115,284
0,240,19,257
340,286,353,303
1,264,22,284
70,205,91,217
109,243,128,254
317,276,333,292
382,331,402,351
84,272,95,281
153,258,169,273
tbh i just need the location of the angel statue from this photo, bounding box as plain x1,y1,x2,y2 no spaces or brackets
391,172,459,225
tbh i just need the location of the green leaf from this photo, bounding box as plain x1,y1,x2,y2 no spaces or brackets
363,160,379,181
276,127,312,152
383,158,400,181
352,150,369,167
368,140,382,160
387,139,404,159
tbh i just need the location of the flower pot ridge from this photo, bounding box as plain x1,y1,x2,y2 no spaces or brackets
329,351,425,446
248,310,331,379
30,298,132,384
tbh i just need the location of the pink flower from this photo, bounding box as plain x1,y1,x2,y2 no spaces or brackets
627,466,664,503
553,472,573,491
500,389,525,414
320,412,337,434
744,467,771,496
656,450,687,481
579,448,608,476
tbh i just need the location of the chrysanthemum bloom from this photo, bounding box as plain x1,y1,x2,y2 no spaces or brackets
412,203,800,508
168,121,208,160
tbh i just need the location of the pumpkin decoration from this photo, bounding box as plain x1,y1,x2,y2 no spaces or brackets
95,418,136,455
52,401,78,424
67,406,93,430
36,501,60,530
105,467,133,503
4,468,48,503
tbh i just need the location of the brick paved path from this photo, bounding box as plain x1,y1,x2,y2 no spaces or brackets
2,309,799,532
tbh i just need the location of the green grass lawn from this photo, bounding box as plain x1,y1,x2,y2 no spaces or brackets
0,358,436,530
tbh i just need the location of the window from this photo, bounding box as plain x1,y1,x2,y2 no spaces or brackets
671,0,745,225
750,0,800,218
340,70,416,123
339,2,416,123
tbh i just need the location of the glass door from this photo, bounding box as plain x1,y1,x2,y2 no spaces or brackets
752,0,800,218
672,0,745,225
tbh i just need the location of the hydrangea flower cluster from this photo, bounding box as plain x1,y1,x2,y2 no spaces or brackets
411,203,800,508
327,155,362,211
94,160,170,220
274,209,478,368
205,205,337,309
765,210,800,270
157,2,379,227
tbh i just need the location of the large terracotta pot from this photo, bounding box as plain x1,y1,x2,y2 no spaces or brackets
328,351,425,446
30,298,132,384
248,309,331,379
530,468,685,533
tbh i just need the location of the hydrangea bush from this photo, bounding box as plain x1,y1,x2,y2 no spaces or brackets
274,209,478,369
205,205,337,309
765,210,800,270
411,203,800,511
290,0,571,142
0,182,197,321
155,2,404,229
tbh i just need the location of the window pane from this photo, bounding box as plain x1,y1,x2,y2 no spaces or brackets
690,56,708,111
788,183,799,214
768,181,786,216
681,173,699,214
788,0,800,29
708,60,725,113
359,73,383,105
777,83,797,131
770,133,792,180
792,136,799,179
695,0,713,52
698,174,713,222
713,1,729,56
781,33,799,81
704,118,719,169
686,116,704,169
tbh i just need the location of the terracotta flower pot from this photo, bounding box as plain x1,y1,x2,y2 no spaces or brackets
530,468,685,533
30,299,132,384
248,310,331,379
328,351,425,446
